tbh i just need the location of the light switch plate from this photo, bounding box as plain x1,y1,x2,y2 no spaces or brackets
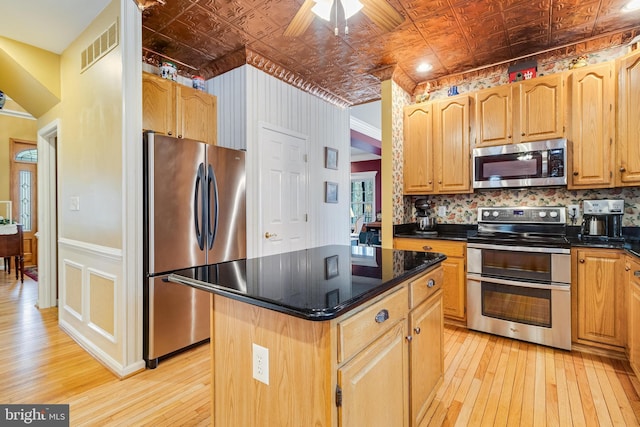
70,196,80,211
437,206,447,217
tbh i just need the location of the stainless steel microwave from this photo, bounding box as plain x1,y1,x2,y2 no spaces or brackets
473,139,567,189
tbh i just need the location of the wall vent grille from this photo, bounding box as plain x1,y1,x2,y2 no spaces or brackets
81,20,119,73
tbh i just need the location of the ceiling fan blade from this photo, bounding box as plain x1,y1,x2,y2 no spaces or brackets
359,0,404,32
283,0,317,37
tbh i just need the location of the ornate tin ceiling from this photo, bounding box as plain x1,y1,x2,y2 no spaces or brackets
142,0,640,106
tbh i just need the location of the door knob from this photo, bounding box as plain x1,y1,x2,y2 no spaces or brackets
264,232,277,239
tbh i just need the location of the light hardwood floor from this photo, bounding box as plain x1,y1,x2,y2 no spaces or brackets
2,270,640,426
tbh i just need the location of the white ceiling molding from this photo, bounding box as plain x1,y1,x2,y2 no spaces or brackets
350,116,381,141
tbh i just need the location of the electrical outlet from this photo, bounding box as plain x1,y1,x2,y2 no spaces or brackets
252,343,269,385
568,204,580,218
437,206,447,217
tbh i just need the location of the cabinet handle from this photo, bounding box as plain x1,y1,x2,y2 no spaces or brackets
573,171,579,176
626,265,631,271
375,309,389,323
167,131,173,136
438,180,442,184
620,167,627,172
406,335,413,342
508,135,512,138
422,246,432,251
428,180,433,184
178,135,183,138
414,327,421,334
427,279,435,288
579,259,585,263
521,132,525,136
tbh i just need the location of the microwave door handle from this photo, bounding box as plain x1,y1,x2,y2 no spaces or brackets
541,150,548,177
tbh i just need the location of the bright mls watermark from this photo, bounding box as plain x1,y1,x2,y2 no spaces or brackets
1,405,69,426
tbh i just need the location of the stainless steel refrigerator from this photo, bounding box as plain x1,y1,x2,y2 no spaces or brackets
143,131,246,368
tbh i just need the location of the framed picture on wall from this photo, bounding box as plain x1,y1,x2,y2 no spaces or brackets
325,181,338,203
325,147,338,170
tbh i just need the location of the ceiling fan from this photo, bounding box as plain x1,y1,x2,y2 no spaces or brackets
284,0,404,37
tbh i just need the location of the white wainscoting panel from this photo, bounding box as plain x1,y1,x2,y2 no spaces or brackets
58,238,129,376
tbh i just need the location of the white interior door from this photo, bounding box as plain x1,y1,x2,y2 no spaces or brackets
259,125,308,256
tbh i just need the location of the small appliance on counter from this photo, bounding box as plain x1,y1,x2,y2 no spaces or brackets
414,198,437,235
580,199,624,242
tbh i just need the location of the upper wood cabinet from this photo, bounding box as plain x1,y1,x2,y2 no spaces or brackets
512,73,566,143
433,95,471,194
616,49,640,186
473,85,512,147
403,103,433,194
143,72,217,144
567,62,615,189
403,95,471,195
573,248,626,350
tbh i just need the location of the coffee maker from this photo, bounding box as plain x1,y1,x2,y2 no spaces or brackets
580,199,624,241
414,198,437,234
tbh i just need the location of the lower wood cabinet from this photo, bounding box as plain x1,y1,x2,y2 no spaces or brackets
572,247,626,350
394,238,466,322
627,256,640,377
212,264,444,427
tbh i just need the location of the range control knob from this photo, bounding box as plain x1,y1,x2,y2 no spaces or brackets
483,211,490,217
549,211,558,218
539,212,547,218
492,211,499,217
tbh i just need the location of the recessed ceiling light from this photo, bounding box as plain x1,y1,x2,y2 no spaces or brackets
417,63,432,73
623,0,640,12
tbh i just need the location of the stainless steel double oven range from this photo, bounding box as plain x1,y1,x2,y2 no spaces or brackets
467,206,571,350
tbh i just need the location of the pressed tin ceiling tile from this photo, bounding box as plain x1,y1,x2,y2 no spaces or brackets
142,0,640,105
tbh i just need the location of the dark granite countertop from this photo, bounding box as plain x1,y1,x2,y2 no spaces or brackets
394,223,640,259
394,223,476,241
168,245,446,321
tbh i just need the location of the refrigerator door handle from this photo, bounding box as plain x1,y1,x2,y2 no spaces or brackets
194,162,205,250
207,164,219,250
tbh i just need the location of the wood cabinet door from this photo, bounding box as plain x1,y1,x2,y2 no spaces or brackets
568,62,615,189
409,290,443,427
142,73,176,136
177,85,217,144
617,50,640,186
434,95,471,194
628,258,640,377
513,73,565,143
575,248,626,348
474,85,512,147
442,256,466,320
403,103,434,194
338,321,409,427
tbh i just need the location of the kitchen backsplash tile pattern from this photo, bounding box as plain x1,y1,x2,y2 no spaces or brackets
422,187,640,227
391,45,640,228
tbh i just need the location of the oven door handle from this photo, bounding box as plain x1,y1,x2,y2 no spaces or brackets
467,273,570,292
467,242,570,254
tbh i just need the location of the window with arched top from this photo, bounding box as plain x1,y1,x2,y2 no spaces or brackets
15,148,38,163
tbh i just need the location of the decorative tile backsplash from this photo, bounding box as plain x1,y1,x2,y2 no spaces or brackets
390,45,640,228
422,187,640,227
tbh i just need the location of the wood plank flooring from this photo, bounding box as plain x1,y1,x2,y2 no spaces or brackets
2,270,640,426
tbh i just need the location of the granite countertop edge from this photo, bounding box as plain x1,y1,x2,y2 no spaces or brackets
168,252,447,322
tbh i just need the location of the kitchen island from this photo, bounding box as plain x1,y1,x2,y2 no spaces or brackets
169,245,446,427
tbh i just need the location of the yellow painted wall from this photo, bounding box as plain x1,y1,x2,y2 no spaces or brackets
57,0,123,248
0,111,37,201
0,36,60,117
